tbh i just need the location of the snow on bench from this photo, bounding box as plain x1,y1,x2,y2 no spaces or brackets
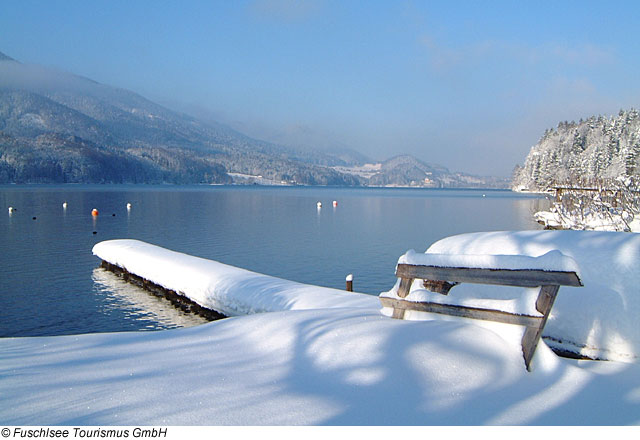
380,250,583,371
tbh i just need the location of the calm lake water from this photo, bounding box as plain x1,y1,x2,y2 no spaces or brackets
0,185,549,337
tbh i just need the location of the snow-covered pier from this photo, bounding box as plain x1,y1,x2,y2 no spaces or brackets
92,239,378,318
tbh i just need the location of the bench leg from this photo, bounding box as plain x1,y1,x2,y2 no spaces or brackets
391,307,406,319
522,285,559,371
397,277,413,298
391,277,413,319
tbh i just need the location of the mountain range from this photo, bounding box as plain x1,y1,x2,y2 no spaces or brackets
0,51,507,188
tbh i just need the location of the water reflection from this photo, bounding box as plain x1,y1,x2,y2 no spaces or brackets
92,267,208,330
1,185,547,336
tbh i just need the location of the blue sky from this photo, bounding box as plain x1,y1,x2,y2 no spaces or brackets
1,0,639,176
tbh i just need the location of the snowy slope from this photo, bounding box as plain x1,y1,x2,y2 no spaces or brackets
3,307,640,425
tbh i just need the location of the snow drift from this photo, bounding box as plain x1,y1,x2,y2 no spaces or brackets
4,307,640,425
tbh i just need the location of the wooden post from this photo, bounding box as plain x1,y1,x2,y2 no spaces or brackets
556,187,562,203
397,277,413,298
391,307,406,319
521,284,559,371
346,274,353,292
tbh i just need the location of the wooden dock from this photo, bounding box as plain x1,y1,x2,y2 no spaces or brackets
100,260,227,321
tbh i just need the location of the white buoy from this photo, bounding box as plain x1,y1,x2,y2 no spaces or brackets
333,200,338,207
8,206,14,213
126,203,132,210
62,202,67,209
317,202,322,209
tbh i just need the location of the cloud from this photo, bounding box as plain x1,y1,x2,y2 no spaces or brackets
249,0,324,23
419,36,616,72
546,43,616,66
547,76,598,96
0,60,99,93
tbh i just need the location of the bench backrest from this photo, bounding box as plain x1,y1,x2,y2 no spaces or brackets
396,263,583,296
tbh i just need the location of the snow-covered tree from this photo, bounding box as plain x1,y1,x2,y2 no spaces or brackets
513,109,640,191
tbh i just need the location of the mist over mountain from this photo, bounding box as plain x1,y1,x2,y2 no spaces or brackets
0,51,364,185
0,50,504,187
512,109,640,191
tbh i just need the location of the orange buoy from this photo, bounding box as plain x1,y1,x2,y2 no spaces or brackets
91,208,99,216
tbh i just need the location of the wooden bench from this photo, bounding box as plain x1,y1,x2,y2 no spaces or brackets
380,254,583,371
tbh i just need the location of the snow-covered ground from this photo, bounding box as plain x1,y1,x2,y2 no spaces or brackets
227,172,290,186
2,232,640,425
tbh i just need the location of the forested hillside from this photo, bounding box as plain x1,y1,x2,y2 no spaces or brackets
512,109,640,191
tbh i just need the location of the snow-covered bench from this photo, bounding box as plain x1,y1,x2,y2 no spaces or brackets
380,251,583,371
